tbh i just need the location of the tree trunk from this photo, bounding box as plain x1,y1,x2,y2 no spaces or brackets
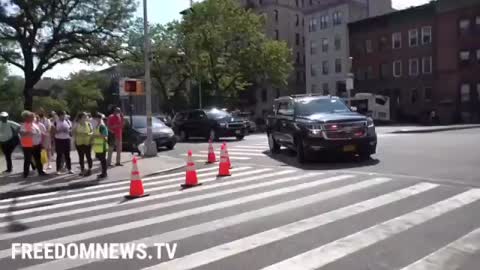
23,84,34,111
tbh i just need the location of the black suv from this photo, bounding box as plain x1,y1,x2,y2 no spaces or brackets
172,108,248,141
266,95,377,163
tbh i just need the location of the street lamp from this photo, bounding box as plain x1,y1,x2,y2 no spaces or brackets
143,0,157,157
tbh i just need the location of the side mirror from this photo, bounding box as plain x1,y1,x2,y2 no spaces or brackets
350,106,358,112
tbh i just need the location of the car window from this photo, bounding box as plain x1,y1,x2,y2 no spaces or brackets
132,117,165,129
189,111,207,120
206,109,231,119
277,102,294,116
295,98,350,115
174,112,186,121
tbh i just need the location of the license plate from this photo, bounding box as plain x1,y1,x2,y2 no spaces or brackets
343,145,356,152
235,130,242,135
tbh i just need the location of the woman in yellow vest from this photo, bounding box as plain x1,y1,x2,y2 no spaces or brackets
19,111,47,178
74,112,93,176
91,113,109,179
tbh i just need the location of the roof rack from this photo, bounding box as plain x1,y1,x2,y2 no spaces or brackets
289,93,334,98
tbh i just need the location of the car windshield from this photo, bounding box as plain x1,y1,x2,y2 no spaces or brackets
132,116,165,129
206,109,232,120
295,98,351,115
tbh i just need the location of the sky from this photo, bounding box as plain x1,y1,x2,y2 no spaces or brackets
8,0,431,79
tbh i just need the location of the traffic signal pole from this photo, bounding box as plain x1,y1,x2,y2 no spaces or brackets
143,0,157,157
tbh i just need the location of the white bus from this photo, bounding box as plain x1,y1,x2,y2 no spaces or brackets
344,93,391,121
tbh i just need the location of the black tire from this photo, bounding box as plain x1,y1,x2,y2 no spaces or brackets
268,133,280,154
296,137,307,164
166,142,175,150
358,151,371,160
236,135,244,140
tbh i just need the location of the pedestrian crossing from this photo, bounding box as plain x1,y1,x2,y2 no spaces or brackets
181,142,270,162
1,165,479,270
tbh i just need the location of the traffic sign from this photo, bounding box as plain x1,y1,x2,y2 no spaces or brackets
119,78,145,96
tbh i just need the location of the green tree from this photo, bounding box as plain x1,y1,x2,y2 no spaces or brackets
181,0,292,98
65,71,106,116
0,0,137,111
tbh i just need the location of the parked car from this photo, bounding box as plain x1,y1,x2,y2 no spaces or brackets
266,95,377,163
231,111,257,133
153,114,172,127
172,108,248,141
123,115,176,153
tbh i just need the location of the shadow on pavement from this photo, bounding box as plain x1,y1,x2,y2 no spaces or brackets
264,149,380,171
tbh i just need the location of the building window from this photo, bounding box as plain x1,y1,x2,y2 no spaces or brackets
295,33,300,45
365,39,373,53
459,19,470,31
322,60,329,75
275,30,279,40
409,58,419,76
296,52,300,64
380,63,389,79
275,88,280,98
409,29,418,47
310,41,317,55
379,36,388,51
296,14,299,26
422,56,432,74
310,64,317,77
392,32,402,49
296,0,299,7
421,26,432,44
459,50,470,63
393,60,402,77
411,89,418,104
334,36,341,50
320,15,328,29
274,10,279,22
309,18,318,32
335,59,342,73
302,36,305,48
321,38,328,52
261,88,267,103
296,71,301,83
322,83,329,95
460,84,471,102
424,87,432,102
311,84,316,93
333,11,342,25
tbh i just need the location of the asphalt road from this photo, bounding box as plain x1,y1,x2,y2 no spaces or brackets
1,127,479,269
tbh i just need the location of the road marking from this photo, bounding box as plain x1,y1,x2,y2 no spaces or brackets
4,173,349,260
0,168,251,211
181,154,250,160
0,167,219,205
260,189,480,270
31,178,424,270
231,146,268,150
0,167,256,220
400,227,480,270
0,169,283,229
199,151,265,157
0,169,295,241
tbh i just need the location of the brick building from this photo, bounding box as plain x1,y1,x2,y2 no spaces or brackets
349,0,480,124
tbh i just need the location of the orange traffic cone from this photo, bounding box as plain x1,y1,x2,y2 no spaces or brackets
207,139,216,164
224,143,232,169
182,150,202,189
125,157,149,199
217,144,231,177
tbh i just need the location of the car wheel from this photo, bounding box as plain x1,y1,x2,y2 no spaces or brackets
179,130,188,142
236,135,244,140
268,133,280,154
166,142,175,150
296,137,307,164
358,151,371,160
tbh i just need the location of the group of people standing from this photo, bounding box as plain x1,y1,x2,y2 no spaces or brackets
0,107,124,179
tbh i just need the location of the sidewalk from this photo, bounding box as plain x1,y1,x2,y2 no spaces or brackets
0,151,184,200
388,124,480,134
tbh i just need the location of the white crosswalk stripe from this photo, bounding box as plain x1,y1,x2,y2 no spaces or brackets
2,164,479,270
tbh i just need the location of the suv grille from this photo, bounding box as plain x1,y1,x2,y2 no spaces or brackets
323,121,367,140
227,122,244,129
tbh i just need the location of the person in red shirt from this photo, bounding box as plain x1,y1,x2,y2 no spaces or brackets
107,107,124,166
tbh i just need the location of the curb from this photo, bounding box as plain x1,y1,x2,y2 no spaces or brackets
390,125,480,134
0,163,185,200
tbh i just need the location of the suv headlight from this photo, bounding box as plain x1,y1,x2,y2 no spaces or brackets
219,122,227,128
308,124,324,131
367,117,375,128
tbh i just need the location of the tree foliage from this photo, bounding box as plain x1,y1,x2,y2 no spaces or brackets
0,0,137,110
181,0,292,98
65,71,107,116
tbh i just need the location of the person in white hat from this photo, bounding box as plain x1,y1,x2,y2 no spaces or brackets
0,112,20,173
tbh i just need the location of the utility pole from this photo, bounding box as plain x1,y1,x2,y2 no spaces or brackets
187,0,202,109
143,0,157,157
